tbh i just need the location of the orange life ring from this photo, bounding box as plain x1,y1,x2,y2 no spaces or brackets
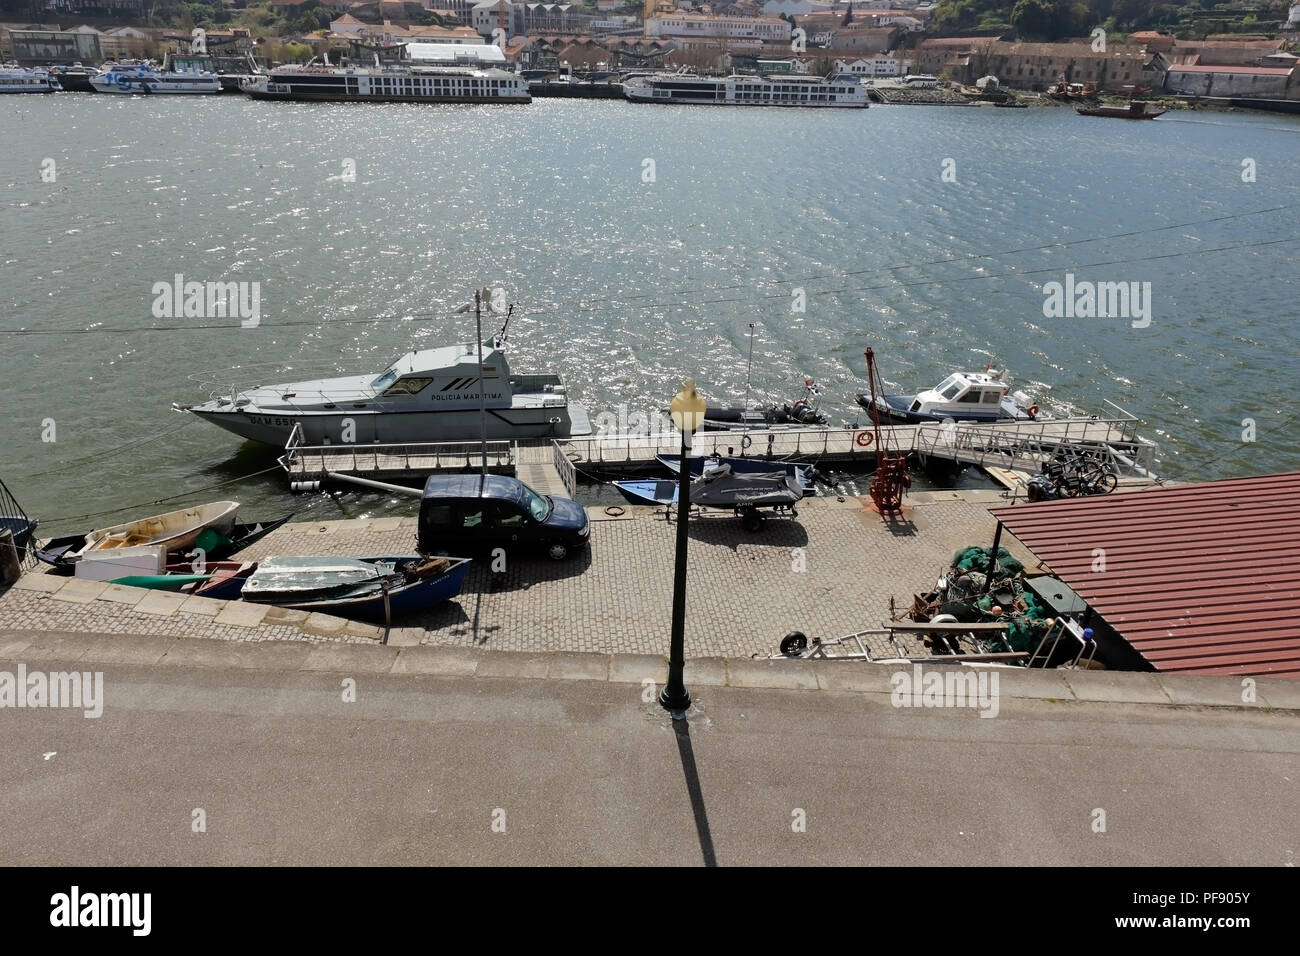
1026,404,1040,419
855,430,874,448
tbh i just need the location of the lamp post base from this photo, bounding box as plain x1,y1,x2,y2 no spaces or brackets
658,684,692,715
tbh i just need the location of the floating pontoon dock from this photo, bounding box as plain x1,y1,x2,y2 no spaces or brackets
281,405,1162,496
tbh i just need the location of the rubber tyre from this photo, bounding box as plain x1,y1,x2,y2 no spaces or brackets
742,511,765,533
547,542,569,561
1093,472,1119,494
780,631,809,656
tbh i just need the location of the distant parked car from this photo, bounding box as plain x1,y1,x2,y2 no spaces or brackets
1172,88,1195,96
418,474,590,561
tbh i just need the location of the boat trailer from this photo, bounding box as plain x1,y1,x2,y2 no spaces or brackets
772,621,1022,663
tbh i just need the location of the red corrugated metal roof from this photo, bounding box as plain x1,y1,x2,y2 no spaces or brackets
990,472,1300,678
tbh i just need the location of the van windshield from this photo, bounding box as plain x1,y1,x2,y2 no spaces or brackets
521,484,551,522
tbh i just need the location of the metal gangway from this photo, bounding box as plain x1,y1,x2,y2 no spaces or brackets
913,402,1160,482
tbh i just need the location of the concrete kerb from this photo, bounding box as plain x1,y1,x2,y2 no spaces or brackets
0,629,1293,712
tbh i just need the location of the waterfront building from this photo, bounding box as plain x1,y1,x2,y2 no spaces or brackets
645,13,793,43
8,26,103,66
918,38,1167,93
834,52,906,76
1163,63,1297,99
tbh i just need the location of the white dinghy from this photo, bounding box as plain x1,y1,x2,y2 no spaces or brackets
75,501,239,555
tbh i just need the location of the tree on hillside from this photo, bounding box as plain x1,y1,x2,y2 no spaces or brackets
1010,0,1054,38
842,2,854,26
1010,0,1089,41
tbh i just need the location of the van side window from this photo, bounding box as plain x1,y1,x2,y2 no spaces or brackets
492,503,525,528
422,504,455,528
461,509,484,529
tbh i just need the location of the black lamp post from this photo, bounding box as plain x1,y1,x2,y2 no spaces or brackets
660,379,706,715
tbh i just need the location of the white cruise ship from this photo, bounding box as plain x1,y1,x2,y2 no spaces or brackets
623,73,867,108
242,61,530,104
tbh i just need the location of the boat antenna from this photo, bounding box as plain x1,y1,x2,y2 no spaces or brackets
475,289,489,486
743,322,754,425
497,303,514,348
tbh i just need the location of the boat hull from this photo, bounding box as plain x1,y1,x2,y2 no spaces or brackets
90,74,221,94
246,88,529,104
241,555,471,620
36,514,289,573
657,454,813,490
77,501,239,555
614,479,680,506
857,393,1022,425
189,405,581,445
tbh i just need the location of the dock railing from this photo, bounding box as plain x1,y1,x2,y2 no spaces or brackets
281,423,514,478
913,412,1159,479
557,427,894,465
551,440,578,498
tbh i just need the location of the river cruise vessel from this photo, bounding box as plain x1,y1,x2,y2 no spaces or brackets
242,60,529,103
623,72,867,108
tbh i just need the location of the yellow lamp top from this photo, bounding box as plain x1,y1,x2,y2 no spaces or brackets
670,379,707,435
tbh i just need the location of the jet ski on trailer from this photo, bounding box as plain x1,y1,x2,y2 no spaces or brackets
614,463,802,532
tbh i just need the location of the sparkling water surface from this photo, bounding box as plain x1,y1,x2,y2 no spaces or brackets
2,96,1297,531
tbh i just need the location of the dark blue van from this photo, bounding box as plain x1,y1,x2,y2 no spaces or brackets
418,474,590,561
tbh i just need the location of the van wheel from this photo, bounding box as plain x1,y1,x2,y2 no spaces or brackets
742,510,765,533
547,542,569,561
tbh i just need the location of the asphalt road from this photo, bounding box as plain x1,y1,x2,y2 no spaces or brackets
1,657,1297,866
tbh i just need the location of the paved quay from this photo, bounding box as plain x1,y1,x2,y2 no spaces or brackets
0,633,1296,867
0,491,1033,656
235,490,1034,656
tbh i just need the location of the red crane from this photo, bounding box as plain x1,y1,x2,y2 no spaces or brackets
864,347,910,513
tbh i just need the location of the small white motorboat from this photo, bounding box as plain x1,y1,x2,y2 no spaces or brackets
75,501,239,555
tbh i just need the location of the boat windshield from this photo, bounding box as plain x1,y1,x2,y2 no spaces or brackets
935,376,964,400
371,368,399,392
521,484,551,522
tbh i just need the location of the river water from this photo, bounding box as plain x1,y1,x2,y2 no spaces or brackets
2,95,1297,531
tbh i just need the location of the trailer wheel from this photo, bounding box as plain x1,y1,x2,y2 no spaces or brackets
780,631,809,656
742,510,765,532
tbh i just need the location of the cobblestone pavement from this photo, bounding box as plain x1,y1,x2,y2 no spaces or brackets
2,493,1029,656
0,587,368,645
229,493,1032,658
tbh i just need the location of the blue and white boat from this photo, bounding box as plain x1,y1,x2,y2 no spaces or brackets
90,62,221,94
240,554,471,620
857,370,1043,425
